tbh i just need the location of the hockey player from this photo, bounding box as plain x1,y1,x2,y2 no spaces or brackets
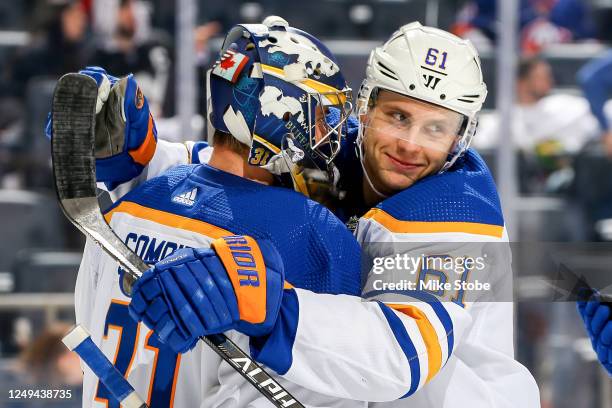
67,21,366,408
126,22,540,407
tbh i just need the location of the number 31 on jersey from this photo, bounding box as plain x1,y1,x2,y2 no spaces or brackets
94,300,181,408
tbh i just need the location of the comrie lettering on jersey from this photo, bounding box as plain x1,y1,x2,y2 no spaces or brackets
124,232,188,264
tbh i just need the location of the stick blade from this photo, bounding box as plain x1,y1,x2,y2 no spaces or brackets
51,73,98,201
50,73,149,283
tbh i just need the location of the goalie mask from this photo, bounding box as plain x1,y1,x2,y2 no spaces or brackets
356,21,487,197
207,17,353,199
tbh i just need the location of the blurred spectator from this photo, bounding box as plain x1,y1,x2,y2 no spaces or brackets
0,0,91,191
0,323,82,407
475,56,598,192
577,50,612,156
92,0,153,50
195,21,222,116
573,51,612,240
452,0,596,53
478,57,597,154
19,323,82,387
516,55,554,105
89,0,172,116
194,21,222,66
1,0,90,99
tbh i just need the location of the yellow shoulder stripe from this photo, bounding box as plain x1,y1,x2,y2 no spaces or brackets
363,208,503,238
106,201,298,288
104,201,233,239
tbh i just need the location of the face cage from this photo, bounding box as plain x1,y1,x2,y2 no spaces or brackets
305,88,354,166
275,133,344,205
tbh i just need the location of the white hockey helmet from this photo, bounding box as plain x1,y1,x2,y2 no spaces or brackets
357,22,488,172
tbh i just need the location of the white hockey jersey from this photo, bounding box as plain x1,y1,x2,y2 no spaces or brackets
245,150,540,407
76,163,364,408
84,142,540,407
359,151,540,407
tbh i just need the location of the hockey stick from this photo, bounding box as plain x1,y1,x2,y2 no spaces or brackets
62,325,147,408
51,73,303,408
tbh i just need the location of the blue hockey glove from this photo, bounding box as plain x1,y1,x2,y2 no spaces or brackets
578,295,612,376
128,236,285,354
45,66,157,186
45,66,117,140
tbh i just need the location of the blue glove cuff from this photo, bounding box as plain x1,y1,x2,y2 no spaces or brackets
96,153,145,186
250,288,299,375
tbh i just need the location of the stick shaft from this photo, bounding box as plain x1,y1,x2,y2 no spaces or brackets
63,325,147,408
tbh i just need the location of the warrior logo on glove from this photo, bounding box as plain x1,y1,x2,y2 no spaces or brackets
212,236,268,324
129,235,286,354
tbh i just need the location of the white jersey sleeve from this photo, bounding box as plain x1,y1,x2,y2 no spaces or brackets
280,288,471,401
76,166,367,408
102,139,212,201
251,216,538,406
359,213,538,408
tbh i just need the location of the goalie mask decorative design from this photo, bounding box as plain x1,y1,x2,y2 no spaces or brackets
208,17,353,198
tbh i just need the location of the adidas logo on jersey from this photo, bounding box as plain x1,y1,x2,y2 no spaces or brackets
172,188,197,206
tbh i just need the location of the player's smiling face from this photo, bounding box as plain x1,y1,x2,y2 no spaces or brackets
361,90,463,196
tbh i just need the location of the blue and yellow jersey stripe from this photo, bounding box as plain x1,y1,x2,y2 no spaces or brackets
105,200,295,290
105,201,233,239
363,208,504,239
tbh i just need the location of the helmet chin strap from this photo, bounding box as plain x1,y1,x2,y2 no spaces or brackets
356,97,389,201
356,130,389,200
